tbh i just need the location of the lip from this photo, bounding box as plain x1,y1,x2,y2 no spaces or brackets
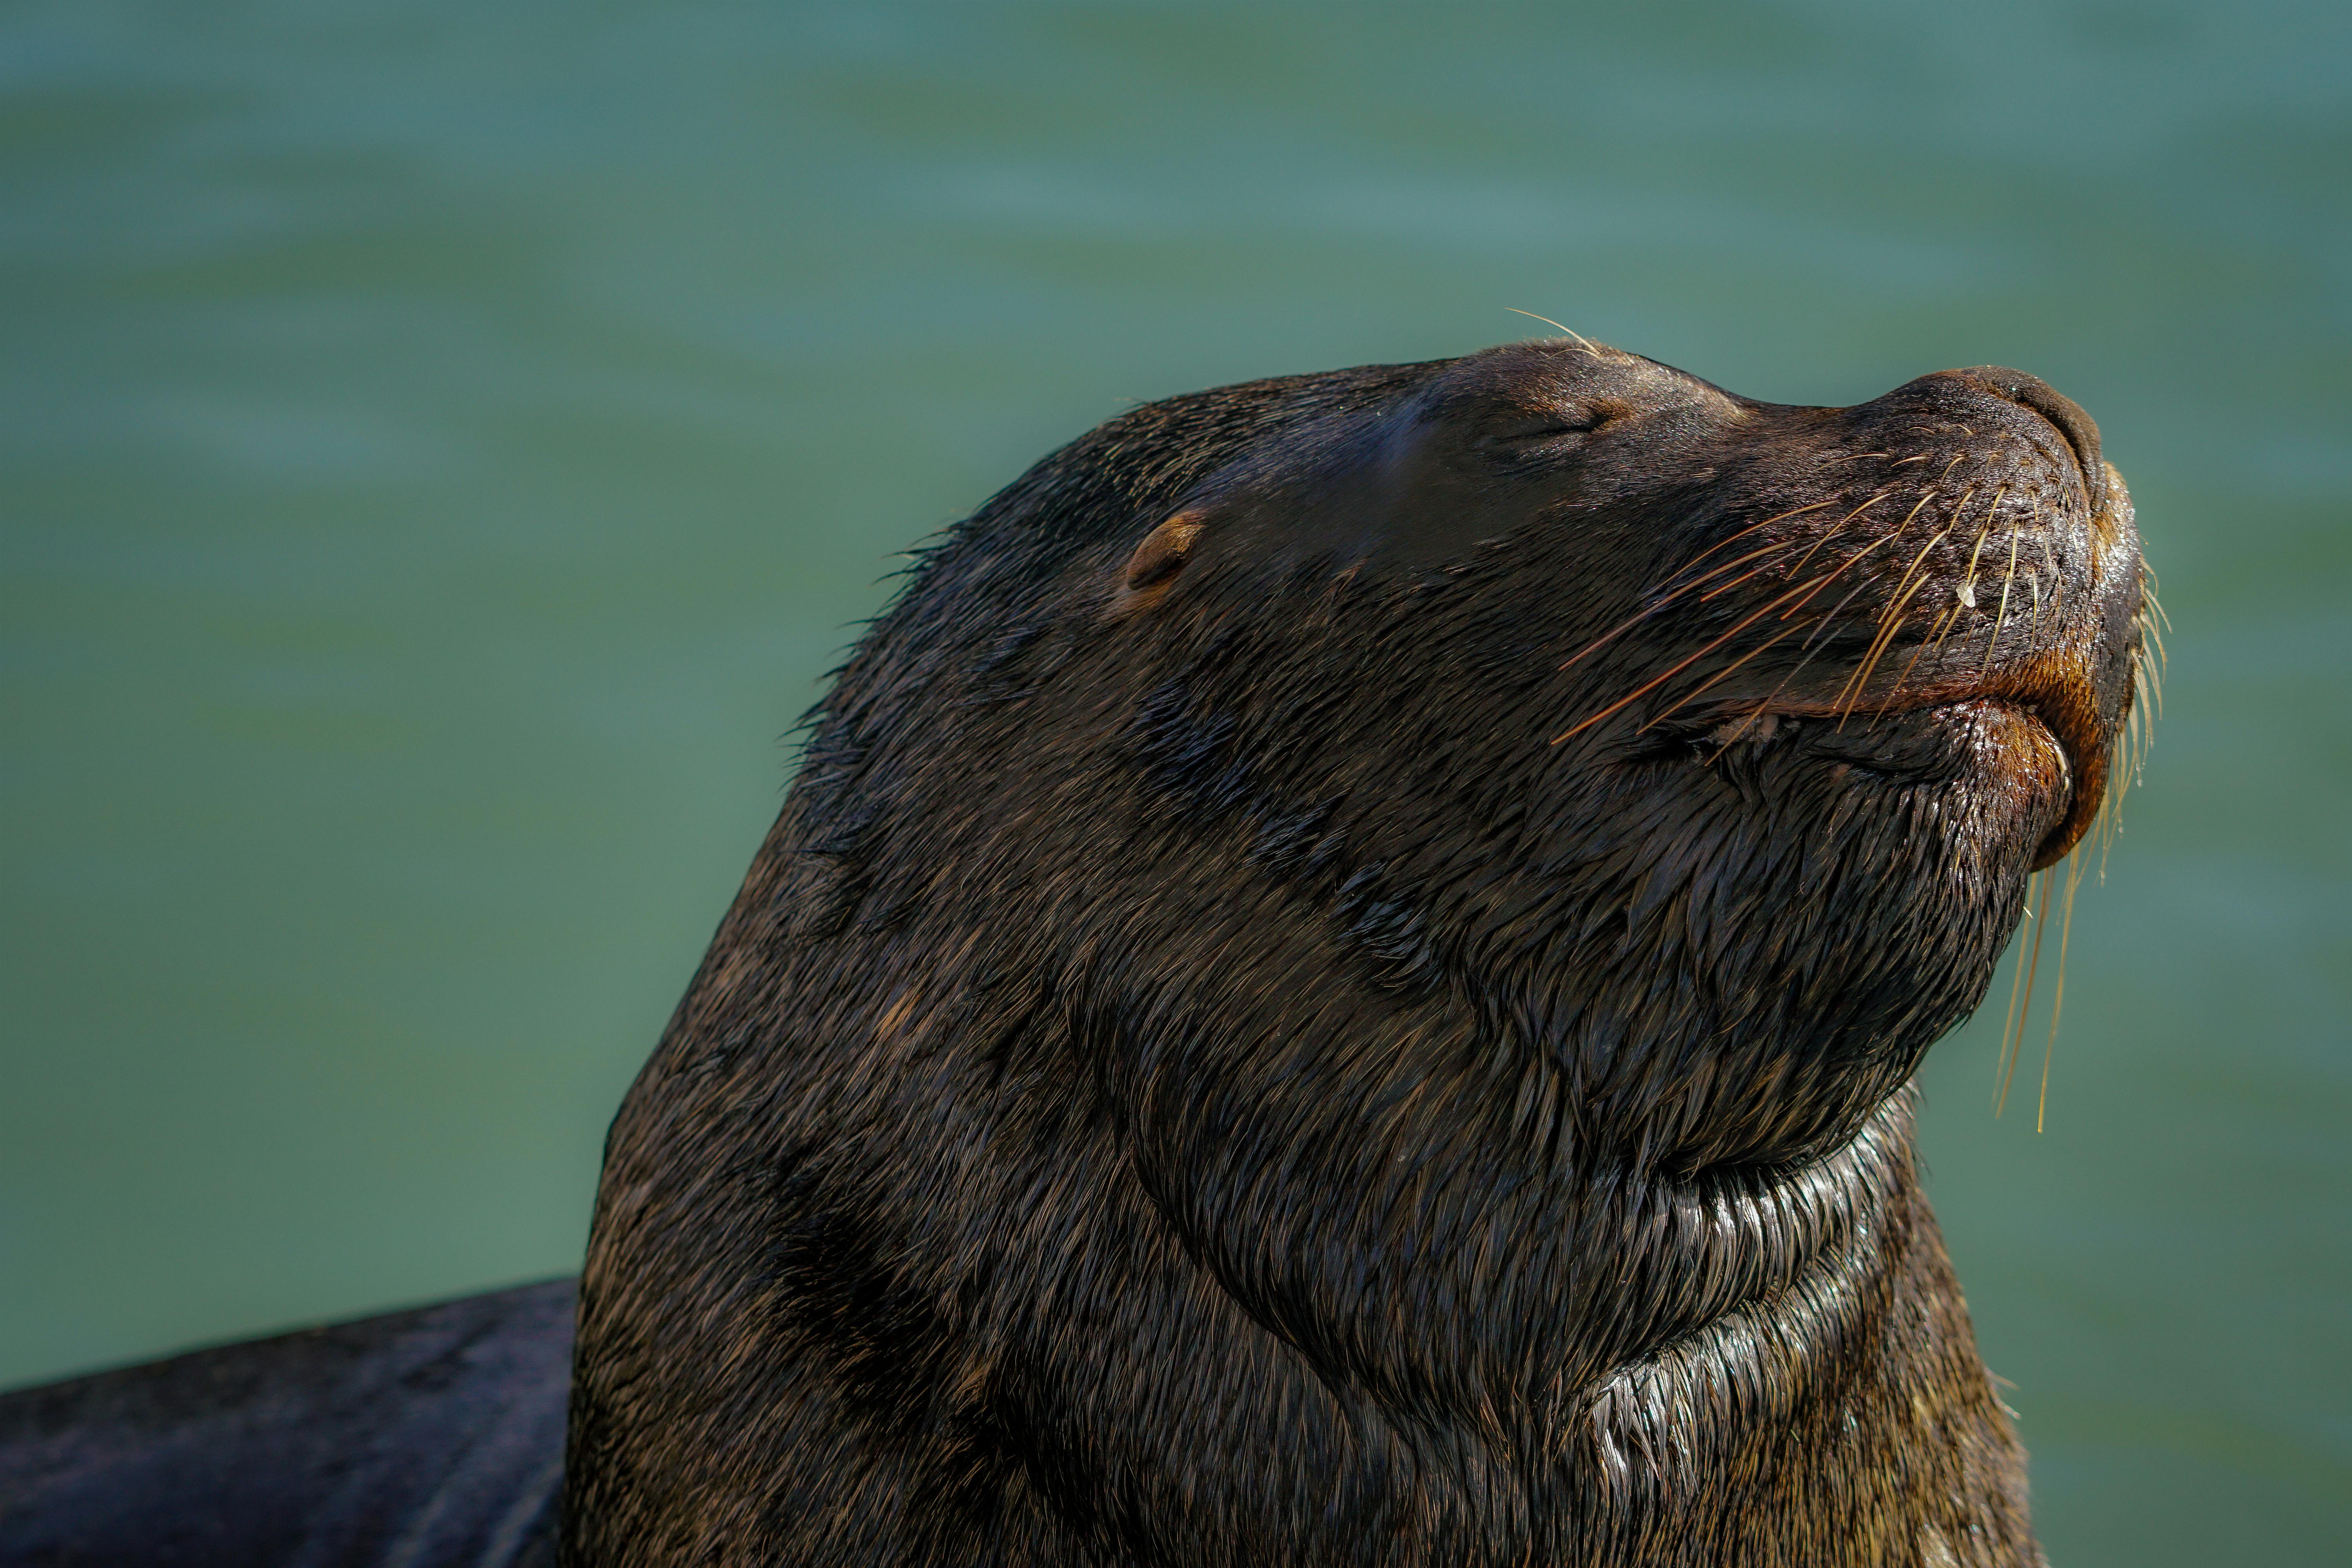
1733,669,2106,869
1906,669,2108,869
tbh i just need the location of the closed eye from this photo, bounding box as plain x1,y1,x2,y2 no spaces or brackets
1480,408,1605,454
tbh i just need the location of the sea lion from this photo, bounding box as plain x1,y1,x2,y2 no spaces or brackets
0,338,2144,1568
563,338,2148,1568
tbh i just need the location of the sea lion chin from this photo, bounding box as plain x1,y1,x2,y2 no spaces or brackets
564,338,2149,1567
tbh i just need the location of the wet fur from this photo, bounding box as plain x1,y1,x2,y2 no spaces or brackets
565,343,2143,1566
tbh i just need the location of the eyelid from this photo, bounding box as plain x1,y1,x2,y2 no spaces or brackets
1488,409,1601,447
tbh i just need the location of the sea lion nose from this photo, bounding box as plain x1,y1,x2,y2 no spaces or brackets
1936,366,2110,517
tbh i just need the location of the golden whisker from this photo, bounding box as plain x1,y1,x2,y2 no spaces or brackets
2141,564,2172,633
1552,570,1847,744
1554,540,1809,675
1796,528,1911,619
1839,497,1967,719
2037,852,2087,1132
1653,615,1818,739
1957,486,2007,606
1886,599,1968,708
1722,530,1921,730
1825,491,1957,719
1648,537,1906,735
1695,539,1828,603
1877,489,1973,637
1797,573,1879,651
1994,872,2034,1106
1980,523,2025,681
2140,593,2171,693
1554,503,1860,676
1887,488,1941,544
1503,307,1597,352
1661,499,1842,585
1838,608,1911,722
1930,590,1973,661
1768,492,1892,585
1996,870,2054,1118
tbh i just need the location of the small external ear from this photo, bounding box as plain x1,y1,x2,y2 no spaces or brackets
1114,509,1206,608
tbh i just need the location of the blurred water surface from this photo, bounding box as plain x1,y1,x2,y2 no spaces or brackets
2,2,2346,1561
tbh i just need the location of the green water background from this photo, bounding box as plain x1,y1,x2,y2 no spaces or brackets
3,2,2346,1559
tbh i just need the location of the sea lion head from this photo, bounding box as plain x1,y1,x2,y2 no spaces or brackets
861,338,2145,1165
571,338,2146,1561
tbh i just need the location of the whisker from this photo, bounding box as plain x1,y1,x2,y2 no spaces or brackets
1555,523,1836,675
1980,522,2025,681
1503,307,1598,352
2140,597,2170,696
1788,491,1896,571
1660,499,1842,586
1993,877,2033,1106
1829,491,1970,717
1696,540,1826,603
1555,490,1889,677
1957,486,2007,606
1996,870,2054,1118
1886,599,1967,708
1840,548,1945,719
1718,530,1919,729
1794,527,1913,627
1878,490,1973,637
1745,597,1885,726
1652,616,1818,739
1797,575,1880,653
1838,608,1914,722
1646,539,1897,733
2142,567,2173,633
1886,488,1941,546
2101,586,2168,881
2037,853,2087,1132
1560,496,1940,748
1551,572,1844,744
1909,526,1997,698
1673,493,1887,619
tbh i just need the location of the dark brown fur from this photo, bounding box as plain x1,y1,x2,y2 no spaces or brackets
564,340,2146,1567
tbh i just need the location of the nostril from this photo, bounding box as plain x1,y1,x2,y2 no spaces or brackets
1946,367,2109,515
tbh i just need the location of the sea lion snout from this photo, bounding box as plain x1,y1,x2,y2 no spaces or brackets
1780,366,2144,866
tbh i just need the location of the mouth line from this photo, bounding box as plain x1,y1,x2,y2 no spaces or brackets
1728,672,2102,867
